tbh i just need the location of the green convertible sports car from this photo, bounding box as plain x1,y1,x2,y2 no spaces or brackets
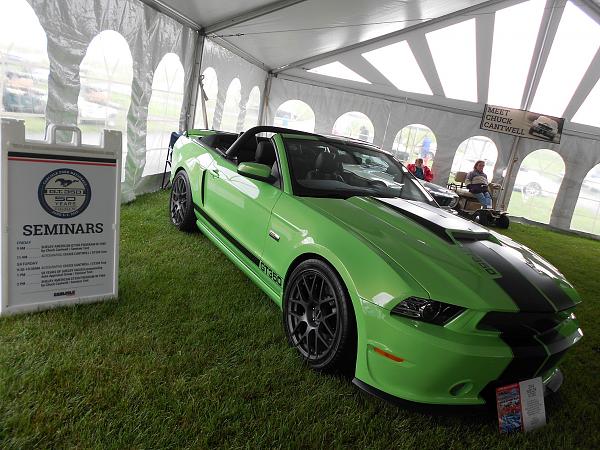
169,126,583,407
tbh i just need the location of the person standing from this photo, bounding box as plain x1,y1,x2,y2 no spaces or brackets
407,158,434,182
466,160,492,208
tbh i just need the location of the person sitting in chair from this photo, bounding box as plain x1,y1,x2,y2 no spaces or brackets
466,160,492,209
407,158,433,182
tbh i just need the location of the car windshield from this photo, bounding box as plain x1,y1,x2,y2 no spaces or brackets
282,137,436,203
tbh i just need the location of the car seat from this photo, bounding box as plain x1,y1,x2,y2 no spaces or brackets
255,141,276,167
306,153,344,182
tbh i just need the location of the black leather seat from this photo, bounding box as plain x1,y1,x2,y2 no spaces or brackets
255,141,276,167
306,153,344,182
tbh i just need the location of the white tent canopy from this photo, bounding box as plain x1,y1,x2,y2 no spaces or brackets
1,0,599,235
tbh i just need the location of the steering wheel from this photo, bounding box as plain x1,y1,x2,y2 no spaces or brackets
369,180,388,190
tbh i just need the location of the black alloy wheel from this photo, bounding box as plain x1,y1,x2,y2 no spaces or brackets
283,259,356,373
170,171,196,231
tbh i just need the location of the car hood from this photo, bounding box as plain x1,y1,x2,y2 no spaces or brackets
301,196,580,313
420,180,457,198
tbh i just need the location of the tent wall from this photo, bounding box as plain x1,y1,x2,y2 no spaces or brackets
266,76,600,235
199,38,268,132
23,0,198,202
265,77,515,183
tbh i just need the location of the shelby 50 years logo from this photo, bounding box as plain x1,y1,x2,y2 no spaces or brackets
38,168,91,218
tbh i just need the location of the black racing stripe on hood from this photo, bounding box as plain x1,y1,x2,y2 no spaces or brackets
462,241,556,313
528,272,575,311
371,198,453,243
498,335,548,380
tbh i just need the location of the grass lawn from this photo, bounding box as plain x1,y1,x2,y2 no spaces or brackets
1,190,599,448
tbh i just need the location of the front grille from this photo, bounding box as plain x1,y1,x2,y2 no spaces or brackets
478,310,578,387
476,310,579,404
478,311,566,336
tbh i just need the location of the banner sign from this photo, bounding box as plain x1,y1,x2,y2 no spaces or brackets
1,119,121,315
496,377,546,433
480,104,564,144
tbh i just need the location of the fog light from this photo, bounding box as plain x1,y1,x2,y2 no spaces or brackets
449,382,473,396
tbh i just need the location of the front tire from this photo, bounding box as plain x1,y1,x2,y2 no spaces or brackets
170,170,196,232
283,259,356,374
496,214,510,229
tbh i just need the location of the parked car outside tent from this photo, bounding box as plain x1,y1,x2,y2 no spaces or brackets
168,126,582,408
508,167,563,197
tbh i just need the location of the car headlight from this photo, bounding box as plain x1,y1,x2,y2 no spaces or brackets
391,297,464,325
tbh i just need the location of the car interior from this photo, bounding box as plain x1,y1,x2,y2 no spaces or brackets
200,131,282,188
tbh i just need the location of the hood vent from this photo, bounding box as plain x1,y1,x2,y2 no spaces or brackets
371,197,492,245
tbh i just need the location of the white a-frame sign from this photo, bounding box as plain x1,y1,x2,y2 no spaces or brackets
1,119,120,315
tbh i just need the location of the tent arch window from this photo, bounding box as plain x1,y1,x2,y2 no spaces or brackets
393,124,436,165
194,67,218,129
507,149,565,224
0,0,49,139
273,100,315,133
144,53,185,177
448,136,498,185
221,78,242,132
332,111,374,143
243,86,261,130
77,30,133,181
571,163,600,235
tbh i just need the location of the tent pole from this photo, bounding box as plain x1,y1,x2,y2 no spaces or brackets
498,0,564,210
185,32,205,130
258,73,273,126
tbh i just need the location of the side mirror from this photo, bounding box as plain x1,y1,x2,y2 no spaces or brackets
237,162,272,182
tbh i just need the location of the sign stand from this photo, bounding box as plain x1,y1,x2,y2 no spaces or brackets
0,119,121,316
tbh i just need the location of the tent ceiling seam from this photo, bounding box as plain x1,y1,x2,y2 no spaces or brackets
137,0,201,30
563,47,600,119
521,0,565,110
204,0,310,34
476,13,495,104
272,0,510,74
207,37,271,71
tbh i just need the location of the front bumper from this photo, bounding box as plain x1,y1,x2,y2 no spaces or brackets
354,299,582,406
353,367,564,413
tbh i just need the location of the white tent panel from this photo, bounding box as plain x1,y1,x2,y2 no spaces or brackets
530,1,600,117
147,0,278,28
362,41,432,95
201,0,490,69
308,62,371,84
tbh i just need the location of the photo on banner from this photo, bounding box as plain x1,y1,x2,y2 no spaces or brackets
480,104,565,144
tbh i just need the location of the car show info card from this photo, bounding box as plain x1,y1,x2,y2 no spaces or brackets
496,377,546,433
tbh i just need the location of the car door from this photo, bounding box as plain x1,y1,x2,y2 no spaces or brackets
203,142,282,272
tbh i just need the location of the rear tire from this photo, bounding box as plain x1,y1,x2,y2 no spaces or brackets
170,171,196,232
283,259,357,374
473,210,489,227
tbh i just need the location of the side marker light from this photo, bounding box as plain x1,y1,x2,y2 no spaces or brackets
374,347,404,362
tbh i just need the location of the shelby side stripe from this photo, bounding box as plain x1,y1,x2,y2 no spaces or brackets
193,202,260,266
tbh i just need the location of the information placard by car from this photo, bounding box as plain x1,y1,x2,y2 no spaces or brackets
0,119,121,315
496,377,546,433
480,104,564,144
